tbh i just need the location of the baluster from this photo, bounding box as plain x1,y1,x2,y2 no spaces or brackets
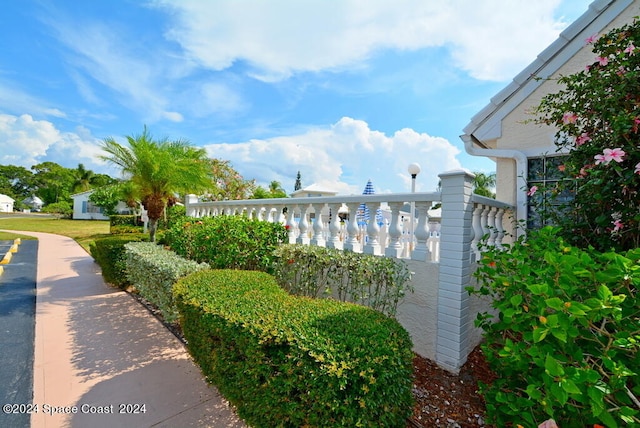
287,205,299,244
267,206,276,222
363,202,382,255
470,204,483,262
297,204,311,245
411,202,432,261
327,203,343,250
487,207,497,247
276,206,286,224
481,205,490,235
495,208,505,249
310,203,326,246
344,202,361,252
385,202,404,258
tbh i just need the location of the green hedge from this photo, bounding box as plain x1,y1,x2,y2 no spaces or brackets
164,215,287,272
124,242,209,323
174,269,414,427
272,244,412,317
89,234,148,288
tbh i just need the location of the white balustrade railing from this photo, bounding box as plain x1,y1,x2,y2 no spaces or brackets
183,170,514,373
470,194,513,261
185,171,514,264
187,192,442,261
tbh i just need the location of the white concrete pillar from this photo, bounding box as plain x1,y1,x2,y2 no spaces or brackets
436,169,475,373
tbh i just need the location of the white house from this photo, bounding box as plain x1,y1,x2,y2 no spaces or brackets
462,0,638,230
0,194,14,213
71,190,130,220
22,195,43,212
290,183,338,198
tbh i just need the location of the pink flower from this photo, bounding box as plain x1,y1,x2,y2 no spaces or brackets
527,186,538,196
585,34,598,44
539,419,559,428
607,147,626,163
634,162,640,174
625,43,636,55
558,164,565,172
595,148,625,165
576,132,591,146
562,112,578,124
596,56,609,66
613,219,624,232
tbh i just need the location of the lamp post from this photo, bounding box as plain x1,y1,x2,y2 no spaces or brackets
407,163,421,253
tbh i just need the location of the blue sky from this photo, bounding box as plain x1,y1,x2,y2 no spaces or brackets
0,0,592,194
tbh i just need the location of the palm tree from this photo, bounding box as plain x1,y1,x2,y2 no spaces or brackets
268,180,287,198
72,163,95,193
100,127,213,242
472,172,496,199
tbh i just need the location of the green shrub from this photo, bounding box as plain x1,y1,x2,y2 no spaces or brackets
89,234,148,288
110,224,144,234
124,242,208,323
471,227,640,427
164,215,287,272
165,204,186,229
174,269,414,427
110,214,139,228
272,244,412,317
42,201,73,218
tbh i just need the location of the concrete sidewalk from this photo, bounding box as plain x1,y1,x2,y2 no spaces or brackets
4,231,246,428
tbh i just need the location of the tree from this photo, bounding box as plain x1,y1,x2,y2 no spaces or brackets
294,171,302,191
100,127,213,242
72,163,95,193
251,180,288,199
88,184,121,216
0,165,35,201
535,18,640,251
206,158,256,200
31,162,75,205
472,171,496,198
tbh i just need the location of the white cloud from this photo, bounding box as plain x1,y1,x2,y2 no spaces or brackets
42,13,243,123
0,114,105,171
204,117,461,194
0,80,68,119
154,0,572,81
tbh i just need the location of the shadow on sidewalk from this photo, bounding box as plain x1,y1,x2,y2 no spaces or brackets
69,359,245,428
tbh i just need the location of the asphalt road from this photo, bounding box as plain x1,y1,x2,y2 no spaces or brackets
0,239,38,428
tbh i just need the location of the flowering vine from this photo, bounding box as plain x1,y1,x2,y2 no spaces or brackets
535,18,640,251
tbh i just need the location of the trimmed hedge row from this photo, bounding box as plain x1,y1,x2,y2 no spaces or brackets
124,242,209,323
272,244,412,317
163,215,287,272
174,269,414,428
89,234,148,288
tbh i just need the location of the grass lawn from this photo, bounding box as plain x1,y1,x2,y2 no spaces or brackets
0,216,112,253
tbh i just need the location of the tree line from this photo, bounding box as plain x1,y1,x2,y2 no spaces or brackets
0,130,291,230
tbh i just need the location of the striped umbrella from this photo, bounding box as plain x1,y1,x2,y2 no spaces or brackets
357,179,384,226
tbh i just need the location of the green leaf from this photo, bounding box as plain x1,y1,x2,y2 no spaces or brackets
597,285,613,302
550,381,569,406
544,354,565,377
533,327,549,343
550,328,567,343
545,297,564,311
510,294,523,306
527,283,549,295
560,378,581,394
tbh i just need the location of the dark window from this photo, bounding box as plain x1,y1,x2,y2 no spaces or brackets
527,156,573,229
